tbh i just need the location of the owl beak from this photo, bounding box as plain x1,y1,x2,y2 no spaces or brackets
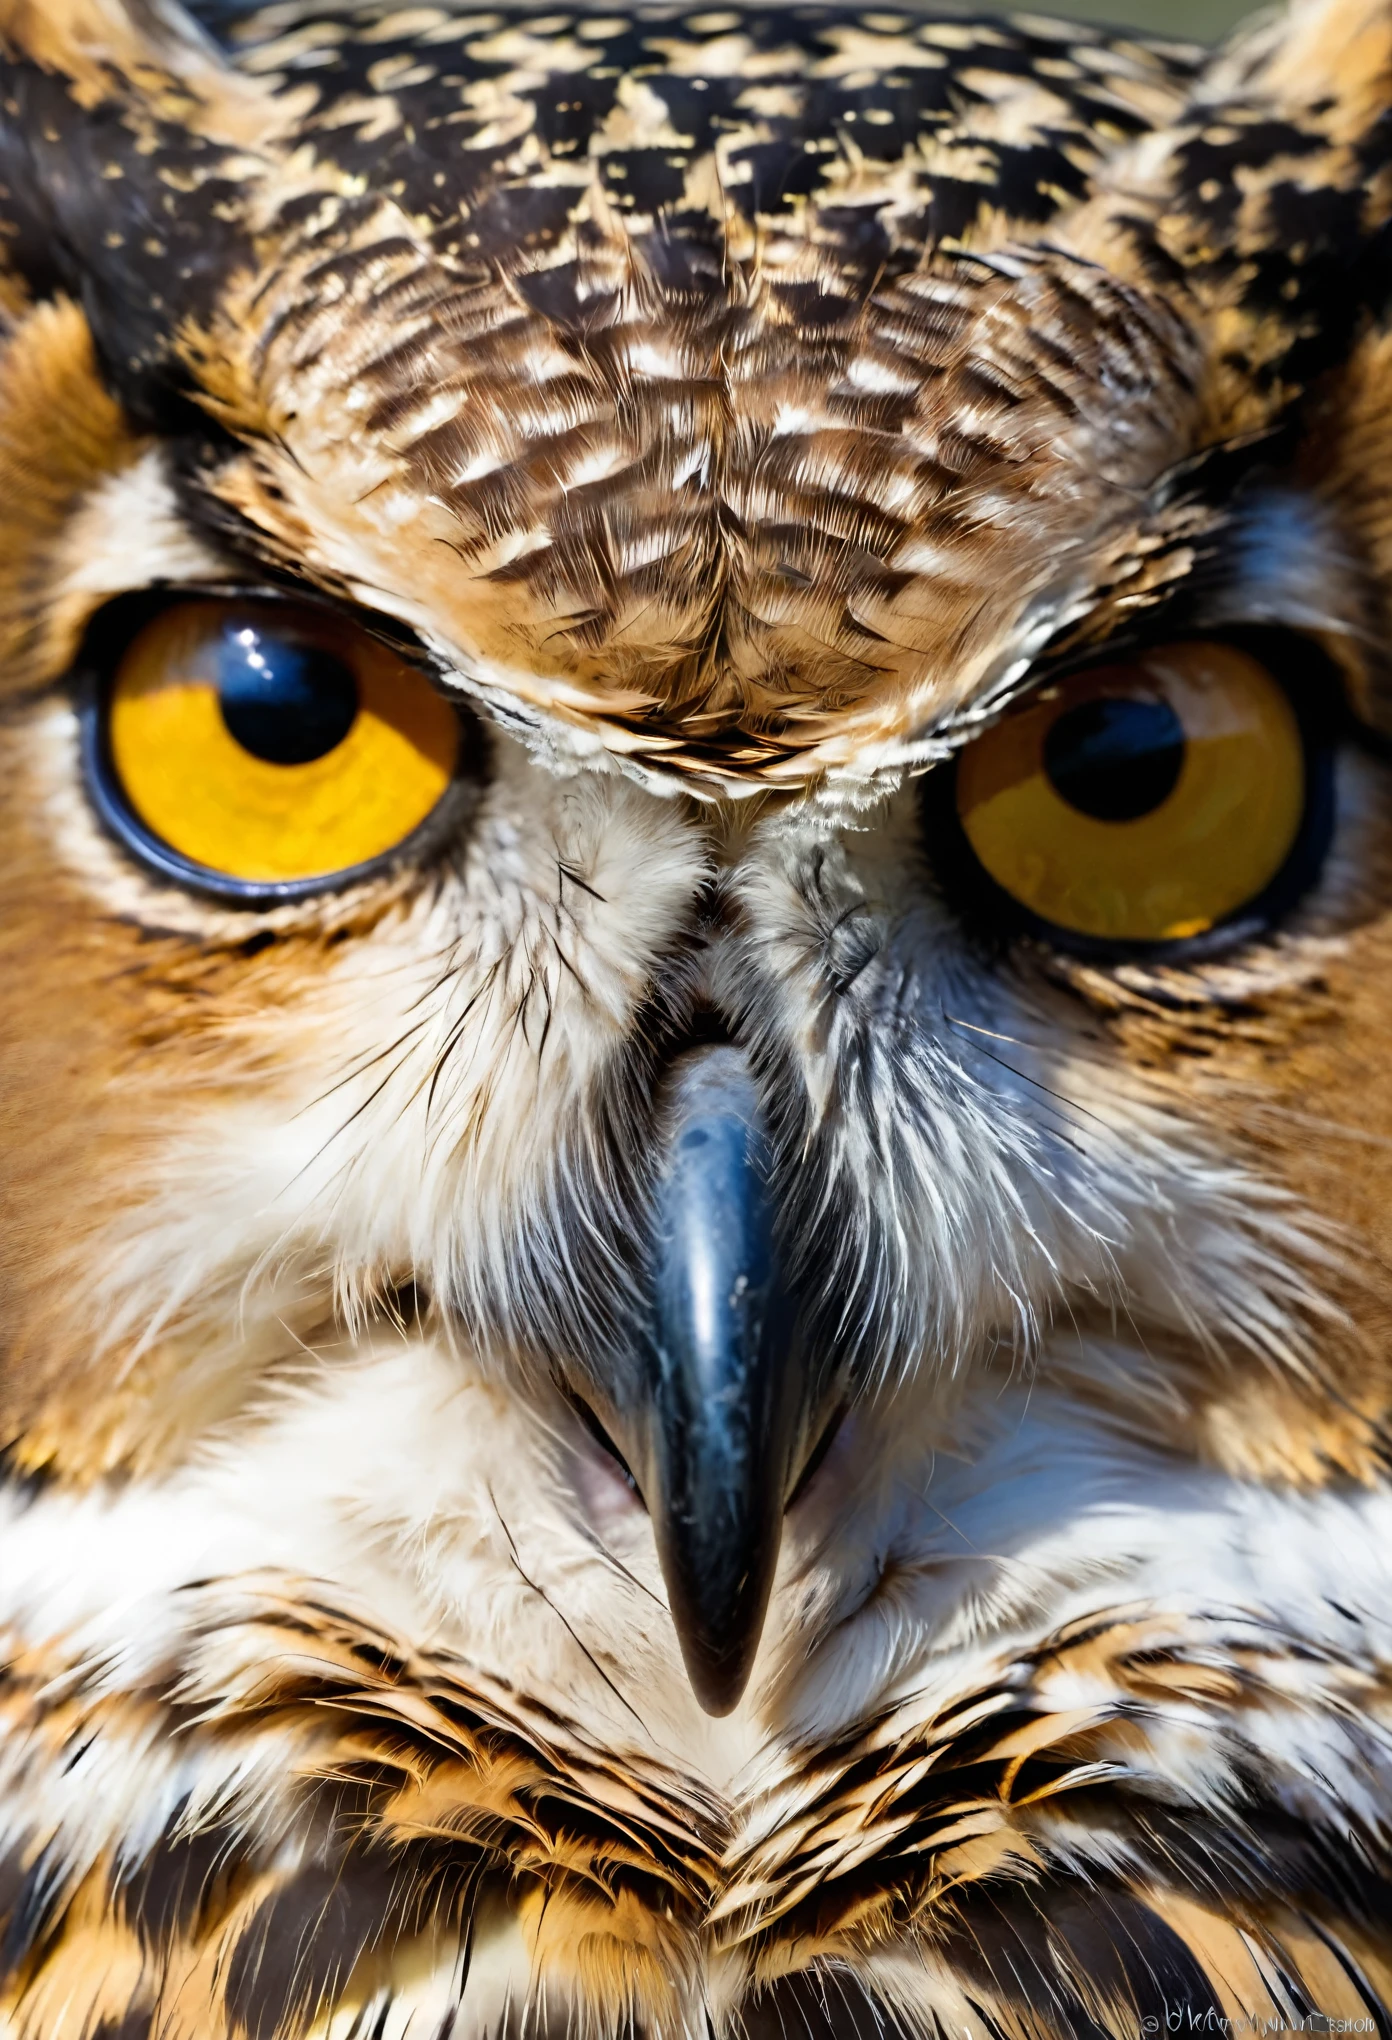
626,1043,806,1716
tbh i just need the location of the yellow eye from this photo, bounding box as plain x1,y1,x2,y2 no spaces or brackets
953,641,1312,946
101,599,460,890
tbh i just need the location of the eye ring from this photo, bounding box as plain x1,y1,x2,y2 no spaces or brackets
76,590,486,910
920,630,1340,965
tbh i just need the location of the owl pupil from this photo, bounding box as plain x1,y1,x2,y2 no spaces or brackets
217,624,359,766
1043,696,1185,822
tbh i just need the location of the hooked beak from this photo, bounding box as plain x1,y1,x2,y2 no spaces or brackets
603,1044,816,1716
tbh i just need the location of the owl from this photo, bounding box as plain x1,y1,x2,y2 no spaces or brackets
8,0,1392,2030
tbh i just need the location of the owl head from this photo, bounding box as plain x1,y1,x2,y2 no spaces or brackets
4,0,1392,2027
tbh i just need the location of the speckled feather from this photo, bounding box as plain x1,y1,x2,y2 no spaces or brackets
7,1585,1392,2036
0,3,1382,786
0,5,1283,785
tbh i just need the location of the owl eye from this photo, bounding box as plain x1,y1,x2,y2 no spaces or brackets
940,640,1333,953
85,598,463,902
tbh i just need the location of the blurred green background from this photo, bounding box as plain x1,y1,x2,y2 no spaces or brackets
200,1,1267,46
1061,0,1257,34
203,1,1268,43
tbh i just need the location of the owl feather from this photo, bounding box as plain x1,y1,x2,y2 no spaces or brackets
4,0,1392,2035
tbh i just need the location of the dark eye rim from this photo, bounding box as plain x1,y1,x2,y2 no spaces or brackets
76,588,487,910
920,628,1343,967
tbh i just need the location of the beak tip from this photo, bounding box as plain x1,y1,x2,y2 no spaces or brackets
666,1574,771,1716
686,1657,753,1718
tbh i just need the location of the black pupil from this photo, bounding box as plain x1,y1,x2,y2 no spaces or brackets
217,622,359,765
1043,695,1185,822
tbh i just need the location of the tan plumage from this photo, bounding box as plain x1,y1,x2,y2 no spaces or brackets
4,0,1392,2033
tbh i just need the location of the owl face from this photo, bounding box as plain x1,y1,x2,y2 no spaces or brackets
4,0,1392,2028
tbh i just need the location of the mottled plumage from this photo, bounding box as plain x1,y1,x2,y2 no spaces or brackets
4,0,1392,2034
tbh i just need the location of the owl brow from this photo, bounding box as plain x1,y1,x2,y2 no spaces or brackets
931,515,1363,755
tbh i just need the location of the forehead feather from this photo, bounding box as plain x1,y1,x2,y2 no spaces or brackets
2,0,1386,787
186,231,1197,788
162,2,1202,786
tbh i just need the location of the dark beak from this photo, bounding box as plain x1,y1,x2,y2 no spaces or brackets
616,1044,811,1715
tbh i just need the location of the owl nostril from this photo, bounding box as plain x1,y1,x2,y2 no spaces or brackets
562,1382,641,1496
787,1400,849,1509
